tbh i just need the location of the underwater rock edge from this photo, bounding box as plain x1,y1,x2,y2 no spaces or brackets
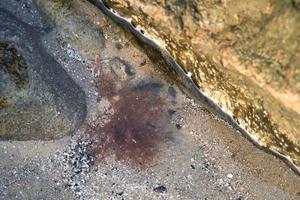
90,0,300,174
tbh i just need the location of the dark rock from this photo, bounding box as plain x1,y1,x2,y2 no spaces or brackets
0,6,86,140
153,185,167,193
116,191,124,196
176,123,182,129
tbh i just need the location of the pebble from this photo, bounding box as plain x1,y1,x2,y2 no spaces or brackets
153,185,167,193
227,173,233,179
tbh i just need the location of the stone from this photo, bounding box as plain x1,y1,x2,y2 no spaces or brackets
153,185,167,193
100,0,300,172
0,5,86,140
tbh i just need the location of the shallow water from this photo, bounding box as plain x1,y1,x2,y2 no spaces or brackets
91,0,300,174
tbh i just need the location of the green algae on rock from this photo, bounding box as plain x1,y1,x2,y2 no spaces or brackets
0,41,29,109
98,0,300,172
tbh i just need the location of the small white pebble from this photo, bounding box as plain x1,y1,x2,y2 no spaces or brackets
227,173,233,179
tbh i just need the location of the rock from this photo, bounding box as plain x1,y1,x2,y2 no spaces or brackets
99,0,300,171
0,5,86,140
153,185,167,193
175,123,182,130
